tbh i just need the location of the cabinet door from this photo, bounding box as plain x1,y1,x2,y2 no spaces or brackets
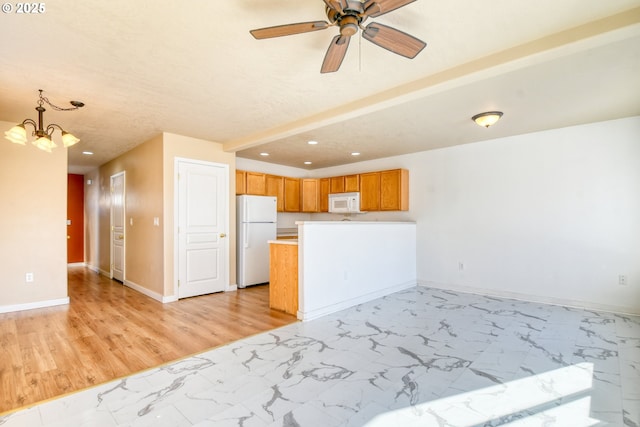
301,179,320,212
236,170,246,195
266,175,284,212
360,172,380,211
246,172,267,195
283,177,301,212
344,174,360,192
330,176,345,193
319,178,330,212
380,169,409,211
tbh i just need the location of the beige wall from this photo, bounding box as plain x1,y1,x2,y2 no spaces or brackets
98,135,164,295
162,132,236,296
84,168,100,271
84,132,236,300
0,120,68,309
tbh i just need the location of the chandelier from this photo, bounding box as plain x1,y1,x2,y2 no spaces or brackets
4,89,84,153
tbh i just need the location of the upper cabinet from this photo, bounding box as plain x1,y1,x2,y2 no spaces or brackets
344,174,360,192
236,170,246,195
380,169,409,211
236,170,267,195
330,176,345,193
360,172,380,211
265,174,284,212
246,172,267,195
283,177,301,212
236,168,408,212
319,178,330,212
301,179,320,212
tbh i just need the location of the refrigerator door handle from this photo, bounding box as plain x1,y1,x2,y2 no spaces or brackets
244,223,249,248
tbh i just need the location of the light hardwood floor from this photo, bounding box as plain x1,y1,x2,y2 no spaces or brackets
0,267,297,414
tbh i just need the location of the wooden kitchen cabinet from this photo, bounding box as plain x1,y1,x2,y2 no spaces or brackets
269,242,298,315
380,169,409,211
246,172,266,195
301,179,320,212
283,177,301,212
330,176,345,193
236,170,246,195
266,174,284,212
344,174,360,192
359,172,380,211
319,178,329,212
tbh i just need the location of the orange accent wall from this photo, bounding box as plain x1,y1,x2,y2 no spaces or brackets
67,174,84,263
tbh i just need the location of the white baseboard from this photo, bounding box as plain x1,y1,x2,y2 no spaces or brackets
227,284,238,292
124,279,165,303
0,297,70,314
67,262,86,267
297,280,416,322
85,264,100,274
419,280,640,316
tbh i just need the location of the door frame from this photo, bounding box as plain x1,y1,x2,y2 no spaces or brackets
173,157,230,299
110,171,126,281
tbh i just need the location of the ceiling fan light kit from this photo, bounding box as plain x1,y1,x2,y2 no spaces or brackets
5,89,84,152
250,0,426,73
472,111,503,128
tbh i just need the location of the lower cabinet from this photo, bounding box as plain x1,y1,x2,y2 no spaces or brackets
269,242,298,315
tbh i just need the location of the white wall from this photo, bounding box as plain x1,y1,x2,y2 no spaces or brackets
237,117,640,314
298,221,416,321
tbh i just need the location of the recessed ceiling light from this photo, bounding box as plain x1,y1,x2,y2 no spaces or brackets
304,161,312,165
259,152,269,156
82,151,94,155
307,140,318,145
351,152,360,156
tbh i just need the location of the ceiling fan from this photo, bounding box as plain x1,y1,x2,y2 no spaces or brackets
250,0,426,73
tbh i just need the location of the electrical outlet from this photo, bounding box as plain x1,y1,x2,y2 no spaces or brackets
25,273,34,283
618,275,627,286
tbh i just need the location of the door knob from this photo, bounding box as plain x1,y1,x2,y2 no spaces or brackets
118,235,124,240
67,235,70,239
219,233,227,238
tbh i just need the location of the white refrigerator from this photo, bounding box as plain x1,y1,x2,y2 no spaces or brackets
237,195,277,288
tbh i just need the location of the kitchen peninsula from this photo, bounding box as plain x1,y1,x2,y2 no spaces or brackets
269,221,416,321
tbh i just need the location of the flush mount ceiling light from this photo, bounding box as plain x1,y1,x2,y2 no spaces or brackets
472,111,503,128
4,89,84,153
307,140,318,145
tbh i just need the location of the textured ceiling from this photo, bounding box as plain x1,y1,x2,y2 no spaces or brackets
1,1,639,173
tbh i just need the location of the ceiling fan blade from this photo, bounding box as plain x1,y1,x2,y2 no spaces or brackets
364,0,416,17
323,0,346,13
321,35,351,73
250,21,329,39
363,22,426,58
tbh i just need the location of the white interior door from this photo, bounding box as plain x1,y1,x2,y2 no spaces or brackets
177,159,228,298
111,172,125,282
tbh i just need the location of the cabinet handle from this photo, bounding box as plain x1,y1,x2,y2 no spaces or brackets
220,233,227,238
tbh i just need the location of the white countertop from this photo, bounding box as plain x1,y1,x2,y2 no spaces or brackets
295,221,416,225
269,239,298,245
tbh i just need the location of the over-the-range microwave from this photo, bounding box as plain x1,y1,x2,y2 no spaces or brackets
329,192,361,213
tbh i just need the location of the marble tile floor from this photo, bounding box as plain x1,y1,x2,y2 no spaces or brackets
1,286,639,427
